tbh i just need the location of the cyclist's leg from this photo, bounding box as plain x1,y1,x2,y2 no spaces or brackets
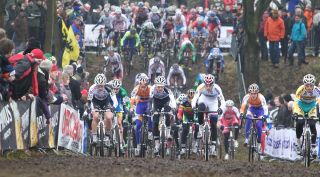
209,114,218,142
117,112,124,143
195,102,206,138
91,111,99,134
104,111,113,133
135,101,148,145
256,120,263,143
308,108,317,145
245,111,254,140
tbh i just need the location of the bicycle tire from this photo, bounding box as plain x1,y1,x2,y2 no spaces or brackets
204,126,209,161
97,36,103,56
115,125,121,157
230,138,235,160
99,123,104,157
161,125,166,158
248,131,254,162
140,123,146,158
218,132,223,160
305,131,311,167
187,132,193,159
127,124,132,158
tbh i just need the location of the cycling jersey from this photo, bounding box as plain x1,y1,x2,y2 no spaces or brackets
167,66,186,86
106,52,123,73
193,73,206,89
174,15,187,33
293,85,320,118
178,39,196,63
112,14,129,31
120,31,140,48
88,84,118,110
295,85,320,104
218,106,240,133
192,83,226,112
177,100,194,122
135,8,149,26
148,58,165,79
150,86,176,109
240,93,268,115
96,15,114,29
149,13,162,28
114,87,131,112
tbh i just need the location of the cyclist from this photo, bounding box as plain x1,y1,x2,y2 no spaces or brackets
108,79,131,153
293,74,320,156
120,28,140,55
104,47,123,80
193,73,206,89
178,37,197,66
191,17,208,39
112,8,129,47
206,11,221,39
240,83,268,148
162,16,175,40
88,74,118,143
187,8,198,28
92,9,113,36
130,73,151,155
148,54,165,84
139,21,157,50
173,10,187,36
177,92,196,155
205,47,225,77
217,100,240,160
167,63,186,87
192,74,225,155
149,6,162,29
150,76,176,154
133,2,149,32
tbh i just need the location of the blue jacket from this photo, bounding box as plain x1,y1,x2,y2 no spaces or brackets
290,21,306,42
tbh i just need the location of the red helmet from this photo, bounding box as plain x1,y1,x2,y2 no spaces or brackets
204,74,214,85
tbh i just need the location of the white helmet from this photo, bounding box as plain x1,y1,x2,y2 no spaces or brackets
151,6,159,13
303,74,315,85
204,74,215,85
94,73,107,85
111,79,122,89
139,73,149,83
225,100,234,107
154,76,166,86
115,7,122,14
248,83,259,93
143,21,154,30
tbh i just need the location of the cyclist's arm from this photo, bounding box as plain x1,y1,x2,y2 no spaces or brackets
215,84,226,109
233,106,241,118
178,44,186,62
259,93,268,116
240,94,250,114
191,89,201,109
191,43,196,62
167,68,173,86
179,68,186,85
120,31,130,47
168,89,177,109
93,17,104,30
295,85,305,101
135,33,140,47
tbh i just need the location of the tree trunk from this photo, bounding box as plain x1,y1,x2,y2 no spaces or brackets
242,0,272,86
0,0,6,28
44,0,56,53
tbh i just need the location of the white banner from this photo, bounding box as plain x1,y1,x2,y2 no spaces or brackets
57,104,84,153
217,26,233,48
265,123,320,161
84,24,106,47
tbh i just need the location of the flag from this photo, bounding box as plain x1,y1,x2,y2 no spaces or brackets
62,25,80,68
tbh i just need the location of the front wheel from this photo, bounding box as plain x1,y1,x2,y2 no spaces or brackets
304,131,311,168
204,126,209,161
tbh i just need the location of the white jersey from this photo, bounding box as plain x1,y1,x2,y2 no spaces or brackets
150,85,177,109
192,83,226,112
148,58,165,78
88,84,118,108
167,66,186,85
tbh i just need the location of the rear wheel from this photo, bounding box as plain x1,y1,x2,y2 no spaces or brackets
187,132,193,159
248,131,254,162
161,125,166,158
204,126,209,161
114,125,121,157
99,123,104,157
140,123,146,158
230,138,235,160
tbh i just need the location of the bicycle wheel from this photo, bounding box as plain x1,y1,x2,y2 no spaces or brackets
304,131,311,167
204,126,209,161
187,132,193,159
140,123,146,158
248,131,254,162
161,125,166,158
230,138,235,160
126,125,132,158
218,131,223,160
97,36,103,56
114,125,121,157
99,123,105,157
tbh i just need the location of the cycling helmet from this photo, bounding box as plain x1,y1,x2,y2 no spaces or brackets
303,74,316,85
187,89,195,98
204,74,215,85
125,7,132,14
94,73,107,85
115,8,122,14
175,10,182,17
212,47,220,56
111,79,122,89
248,83,259,93
190,8,197,14
144,21,154,30
151,6,159,13
209,11,216,17
138,2,144,8
108,46,116,52
178,93,187,102
167,16,174,21
197,17,204,24
139,73,149,83
172,63,180,71
154,76,166,86
225,100,234,107
154,56,161,63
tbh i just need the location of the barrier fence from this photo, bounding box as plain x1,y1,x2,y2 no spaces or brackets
0,99,87,154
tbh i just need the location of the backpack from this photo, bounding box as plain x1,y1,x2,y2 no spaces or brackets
9,53,35,80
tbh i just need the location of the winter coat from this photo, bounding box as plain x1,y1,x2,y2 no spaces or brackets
264,17,285,41
25,3,41,27
290,21,307,41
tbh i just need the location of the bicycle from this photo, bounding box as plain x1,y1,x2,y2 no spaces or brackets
195,109,219,161
206,56,221,81
140,113,154,158
111,112,122,157
171,75,184,99
123,110,135,158
294,113,319,167
153,109,175,158
180,51,192,78
122,46,137,75
243,115,263,162
183,120,197,159
222,125,238,160
96,27,105,56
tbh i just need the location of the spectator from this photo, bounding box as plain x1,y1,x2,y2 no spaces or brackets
0,28,6,40
288,6,308,36
219,5,235,26
313,8,320,57
274,94,294,128
25,0,42,40
37,0,47,48
288,15,308,66
304,4,313,32
0,38,15,101
236,23,246,72
5,3,18,39
59,72,73,106
287,0,300,16
72,17,84,49
264,9,285,68
258,11,270,61
13,9,28,52
280,9,290,63
37,59,52,124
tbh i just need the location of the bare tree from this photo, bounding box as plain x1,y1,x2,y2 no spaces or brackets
44,0,56,52
242,0,271,85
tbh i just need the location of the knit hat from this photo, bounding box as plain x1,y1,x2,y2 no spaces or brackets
40,59,53,70
30,49,46,60
51,64,59,72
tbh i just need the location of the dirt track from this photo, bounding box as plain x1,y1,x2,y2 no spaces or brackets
0,154,319,177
